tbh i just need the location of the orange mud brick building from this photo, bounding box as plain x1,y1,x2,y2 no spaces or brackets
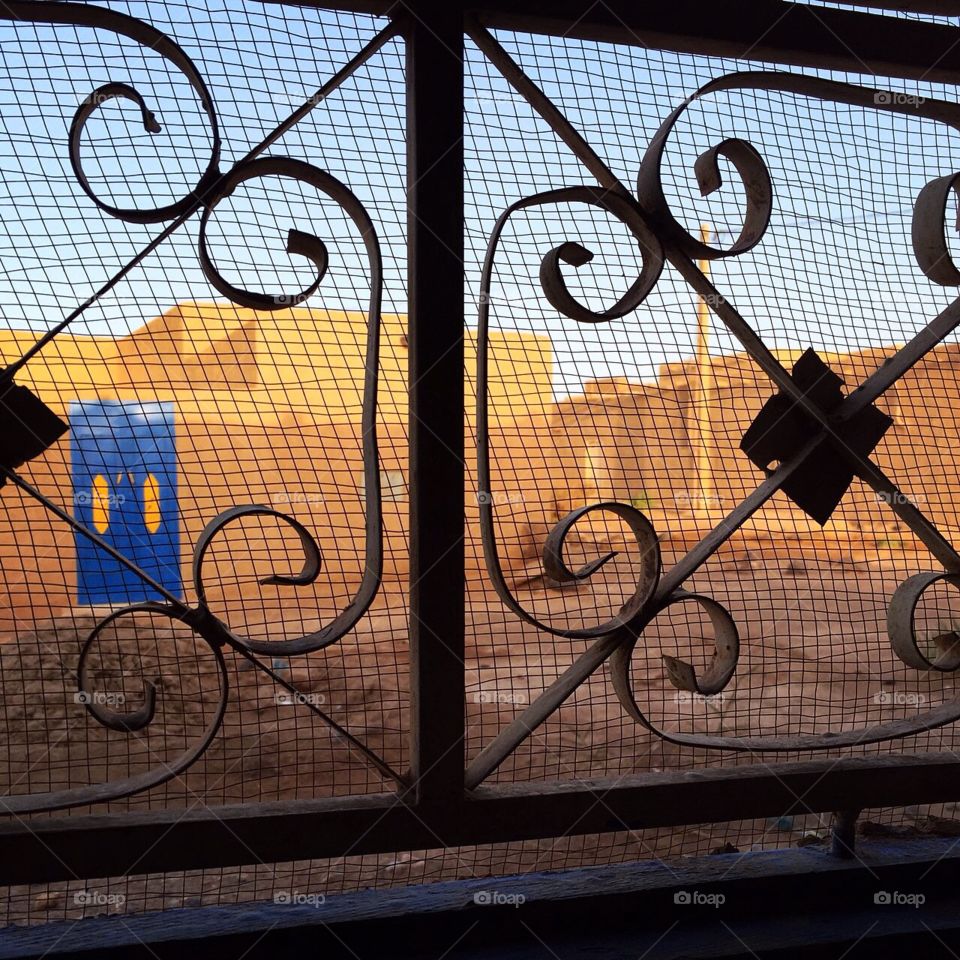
0,299,956,638
0,302,556,637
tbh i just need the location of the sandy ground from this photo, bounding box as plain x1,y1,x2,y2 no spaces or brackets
3,533,960,924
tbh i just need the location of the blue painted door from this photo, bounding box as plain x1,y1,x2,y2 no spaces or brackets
70,401,180,604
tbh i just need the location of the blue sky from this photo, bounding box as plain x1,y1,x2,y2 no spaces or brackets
0,0,959,398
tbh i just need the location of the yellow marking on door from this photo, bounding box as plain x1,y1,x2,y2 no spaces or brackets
92,474,110,533
143,473,161,533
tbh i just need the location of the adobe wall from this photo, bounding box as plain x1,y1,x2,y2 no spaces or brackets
4,306,960,640
0,304,560,637
565,343,959,567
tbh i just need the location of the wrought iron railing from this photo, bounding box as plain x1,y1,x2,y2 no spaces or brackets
0,1,398,814
2,0,960,917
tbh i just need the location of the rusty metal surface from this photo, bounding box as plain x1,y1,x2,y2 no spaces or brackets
741,349,893,525
0,384,68,485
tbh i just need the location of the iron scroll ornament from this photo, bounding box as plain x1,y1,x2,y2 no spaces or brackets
0,3,398,812
475,67,960,772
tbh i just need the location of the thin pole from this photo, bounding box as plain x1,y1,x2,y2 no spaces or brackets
694,223,714,516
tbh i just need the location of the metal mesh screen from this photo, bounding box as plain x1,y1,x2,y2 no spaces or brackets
0,0,409,814
463,31,960,785
1,0,960,928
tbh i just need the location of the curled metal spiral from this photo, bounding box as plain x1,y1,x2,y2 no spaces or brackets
192,503,379,656
533,188,664,324
913,172,960,286
888,572,960,672
198,158,333,310
1,603,229,814
22,0,227,225
472,68,960,771
0,3,396,812
477,186,665,639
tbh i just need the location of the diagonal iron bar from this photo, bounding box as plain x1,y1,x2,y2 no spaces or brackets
466,22,960,786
